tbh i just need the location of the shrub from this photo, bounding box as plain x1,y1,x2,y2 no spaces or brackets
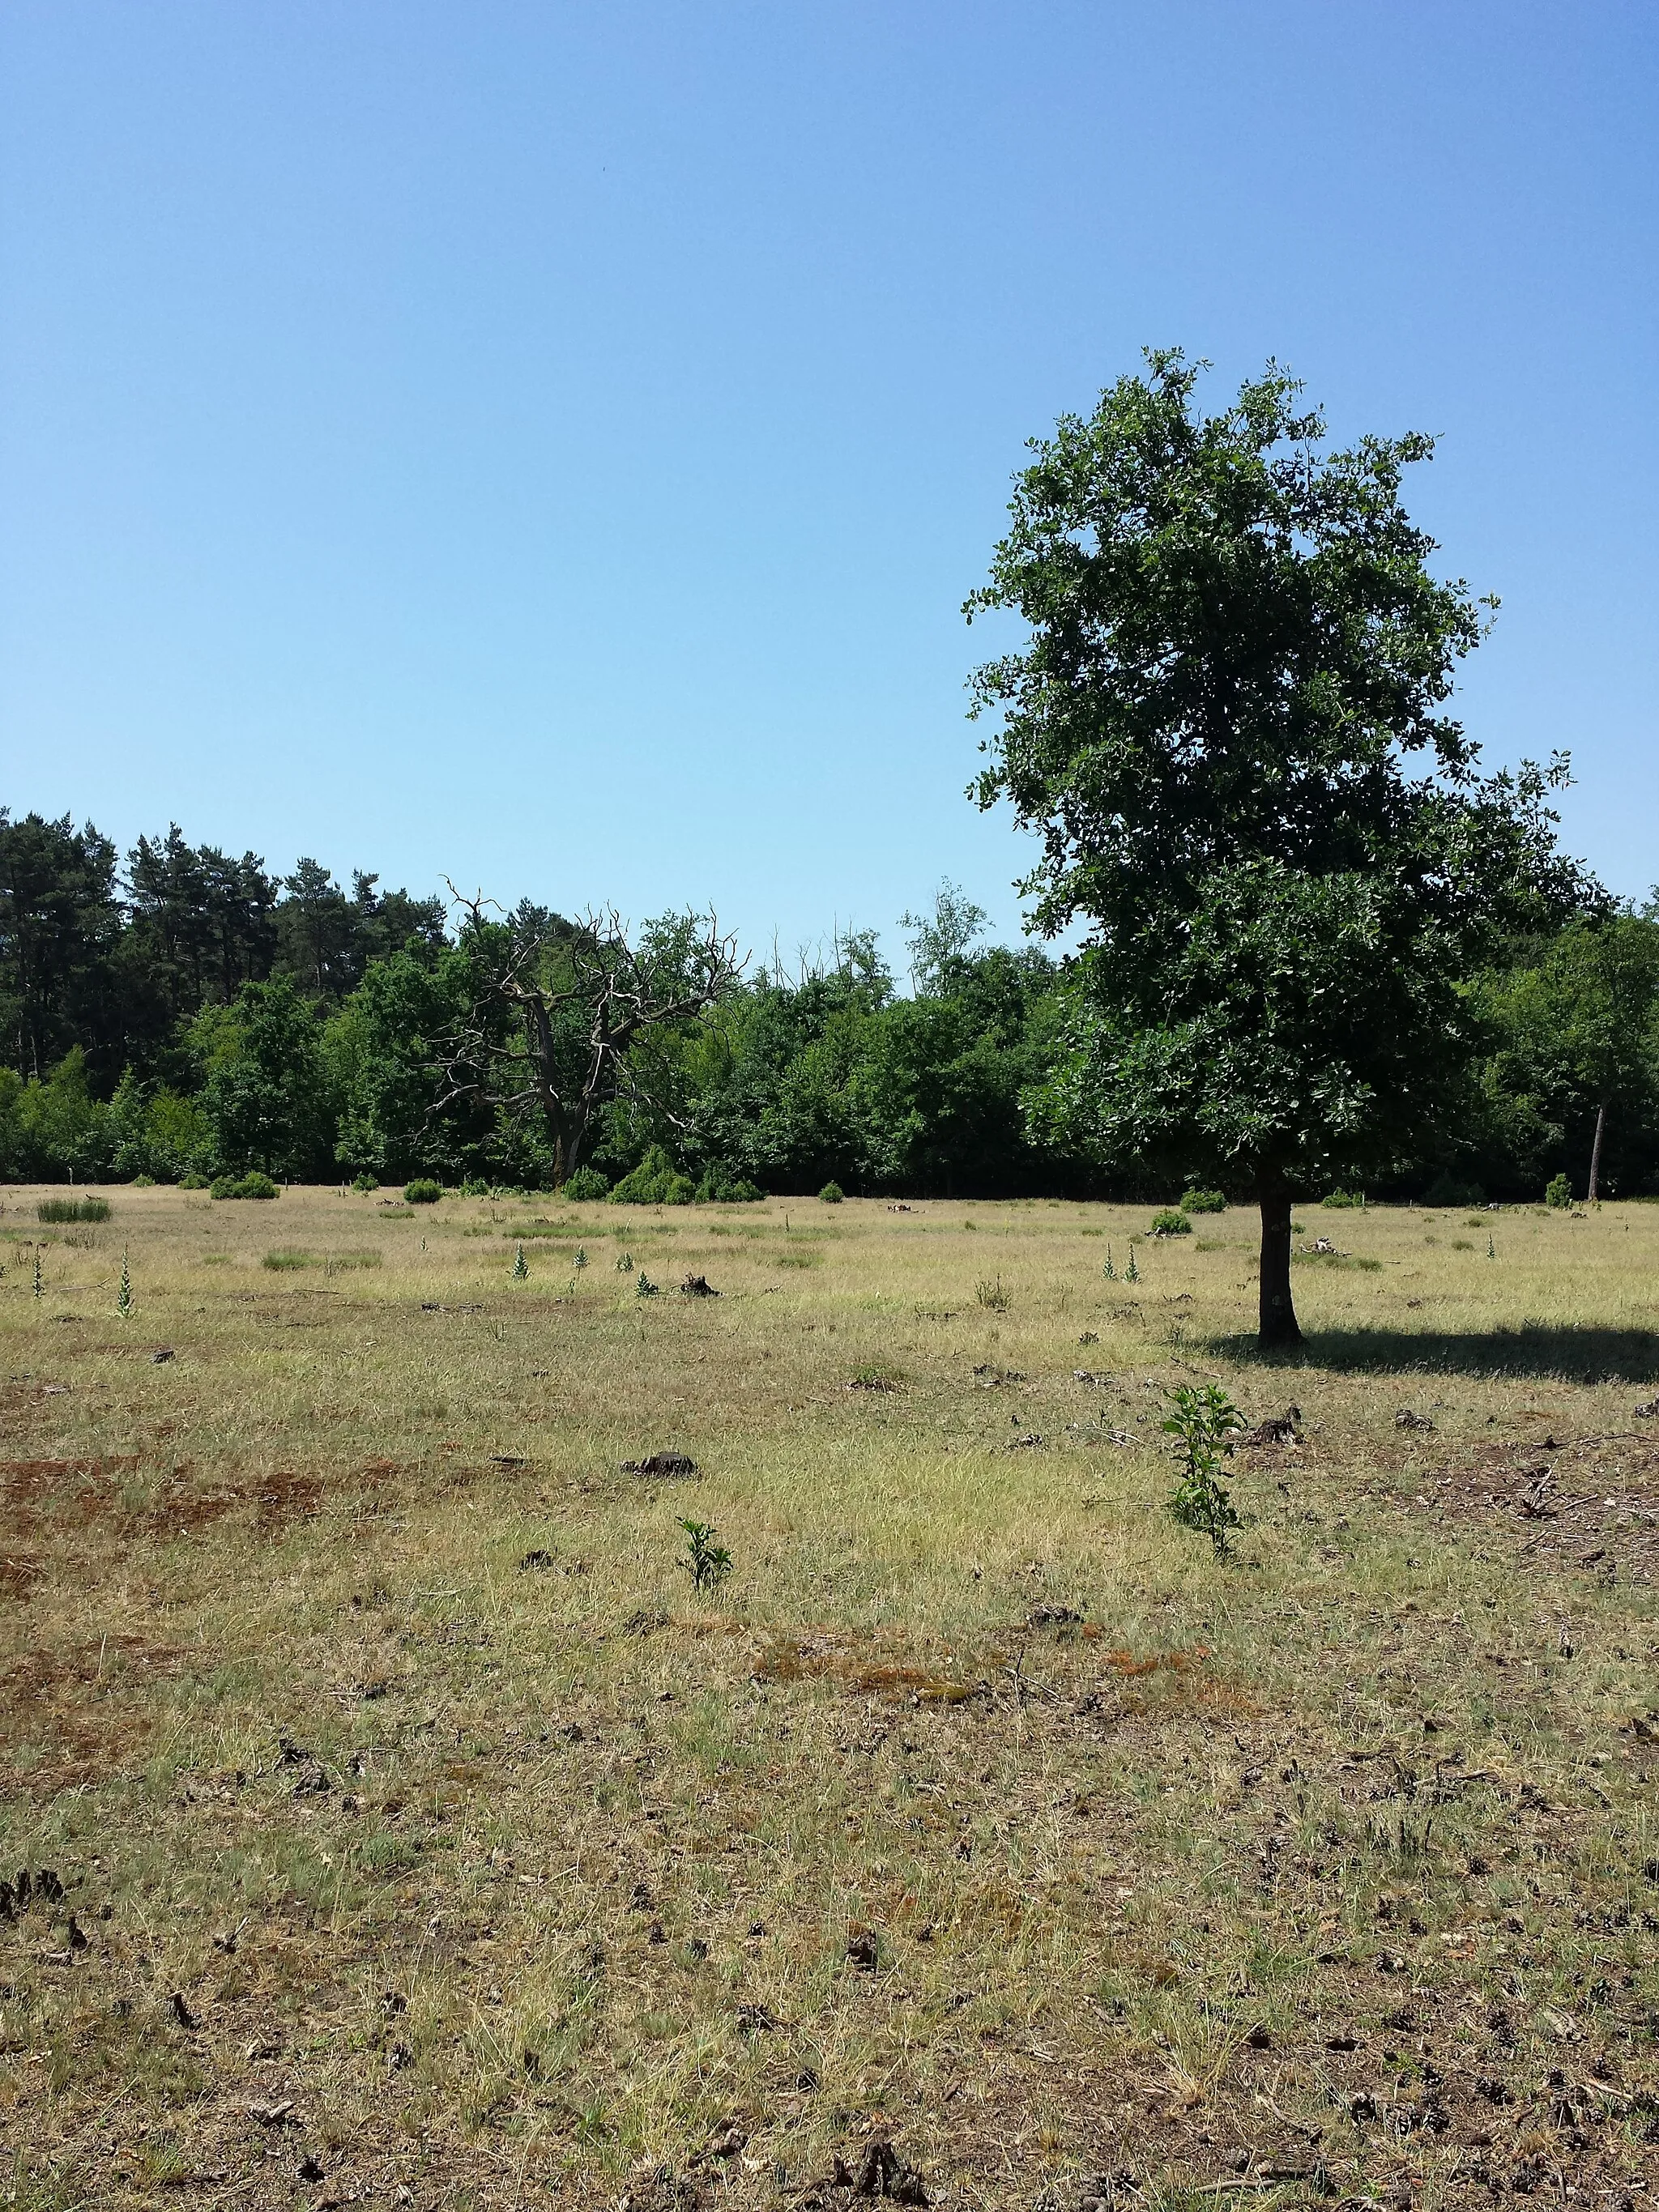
818,1181,845,1204
36,1196,112,1224
610,1146,695,1206
694,1161,763,1203
350,1171,379,1194
1321,1188,1364,1208
975,1276,1009,1311
179,1171,211,1190
211,1171,279,1200
1546,1173,1572,1209
130,1174,156,1189
1149,1208,1191,1237
1180,1187,1226,1213
403,1178,443,1205
561,1165,611,1201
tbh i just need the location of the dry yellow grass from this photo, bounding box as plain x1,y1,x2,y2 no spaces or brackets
2,1184,1658,2208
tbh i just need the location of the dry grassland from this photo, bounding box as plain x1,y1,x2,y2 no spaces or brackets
2,1185,1659,2210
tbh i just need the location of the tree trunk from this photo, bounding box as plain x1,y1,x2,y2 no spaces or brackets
1587,1102,1606,1204
1257,1181,1302,1349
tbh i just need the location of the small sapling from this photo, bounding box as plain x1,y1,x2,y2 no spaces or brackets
677,1518,732,1595
1163,1383,1248,1557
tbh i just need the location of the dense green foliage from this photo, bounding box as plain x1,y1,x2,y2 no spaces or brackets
1181,1188,1226,1214
209,1170,279,1200
2,802,1656,1202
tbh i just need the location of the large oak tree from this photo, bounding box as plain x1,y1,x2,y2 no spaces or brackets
969,351,1589,1348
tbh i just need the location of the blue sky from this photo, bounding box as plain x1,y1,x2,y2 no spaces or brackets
2,1,1654,965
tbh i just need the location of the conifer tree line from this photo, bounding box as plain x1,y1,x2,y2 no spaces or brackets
2,802,1656,1201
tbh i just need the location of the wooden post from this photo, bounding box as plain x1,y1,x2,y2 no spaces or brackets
1588,1102,1606,1204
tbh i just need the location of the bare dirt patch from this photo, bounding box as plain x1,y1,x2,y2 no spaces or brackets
1405,1427,1659,1582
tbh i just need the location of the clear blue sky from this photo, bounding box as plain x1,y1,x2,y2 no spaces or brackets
2,1,1654,964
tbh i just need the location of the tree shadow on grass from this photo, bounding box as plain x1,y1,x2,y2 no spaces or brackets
1205,1323,1659,1385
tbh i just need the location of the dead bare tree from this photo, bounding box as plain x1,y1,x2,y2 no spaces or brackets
437,889,745,1184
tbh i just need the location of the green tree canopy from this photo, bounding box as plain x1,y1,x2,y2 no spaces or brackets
969,349,1591,1345
1471,910,1659,1200
190,975,338,1181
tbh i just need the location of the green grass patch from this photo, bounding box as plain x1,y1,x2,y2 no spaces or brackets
262,1248,382,1271
36,1196,111,1224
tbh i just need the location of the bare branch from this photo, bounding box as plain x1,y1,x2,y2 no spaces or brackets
430,899,746,1183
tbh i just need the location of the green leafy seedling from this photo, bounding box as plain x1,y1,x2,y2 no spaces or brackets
1163,1383,1248,1558
677,1518,732,1596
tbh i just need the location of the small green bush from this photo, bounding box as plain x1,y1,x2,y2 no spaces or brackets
37,1196,112,1224
1149,1208,1191,1237
1321,1188,1364,1209
610,1147,695,1206
211,1172,279,1201
403,1178,444,1205
130,1174,156,1189
818,1181,845,1204
350,1171,379,1195
694,1161,763,1203
178,1171,211,1190
561,1166,611,1201
1180,1188,1226,1214
1545,1173,1572,1209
